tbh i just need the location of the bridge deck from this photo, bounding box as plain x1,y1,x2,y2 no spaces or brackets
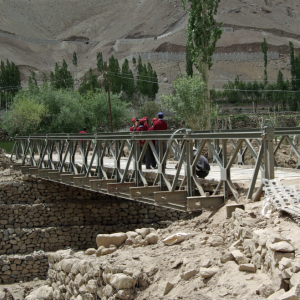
9,127,300,213
5,156,300,213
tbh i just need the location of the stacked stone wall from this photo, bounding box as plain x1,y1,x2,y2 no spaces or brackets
0,252,48,284
0,174,186,283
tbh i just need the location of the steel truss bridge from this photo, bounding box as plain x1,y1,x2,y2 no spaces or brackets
6,127,300,212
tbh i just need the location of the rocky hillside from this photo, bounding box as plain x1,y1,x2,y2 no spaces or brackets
0,0,299,91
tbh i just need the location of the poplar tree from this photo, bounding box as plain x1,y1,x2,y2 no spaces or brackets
261,38,268,85
186,44,193,77
50,59,74,89
72,51,78,83
28,71,38,93
181,0,222,128
78,68,98,94
96,52,105,73
121,59,135,98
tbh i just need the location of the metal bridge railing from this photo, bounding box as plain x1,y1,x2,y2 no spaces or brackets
8,127,300,210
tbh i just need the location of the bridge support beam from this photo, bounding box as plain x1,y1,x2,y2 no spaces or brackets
187,195,224,211
90,179,116,191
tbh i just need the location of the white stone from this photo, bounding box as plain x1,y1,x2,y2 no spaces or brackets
270,242,295,252
163,282,174,296
277,286,300,300
291,259,300,273
86,280,97,294
181,269,199,280
279,258,292,270
126,231,139,239
200,267,218,278
239,264,256,273
145,233,158,244
267,289,286,300
207,235,224,246
25,286,54,300
135,228,151,238
96,233,127,248
85,248,96,255
231,250,248,265
116,289,132,299
201,259,211,268
110,273,137,289
290,273,300,288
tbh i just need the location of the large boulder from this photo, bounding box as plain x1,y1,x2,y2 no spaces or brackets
96,233,127,248
25,286,54,300
200,267,219,279
110,274,137,289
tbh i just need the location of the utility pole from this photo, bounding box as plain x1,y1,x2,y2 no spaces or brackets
106,62,113,132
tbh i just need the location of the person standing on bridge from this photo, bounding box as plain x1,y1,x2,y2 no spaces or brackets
137,119,148,165
79,127,87,134
153,112,167,167
130,118,137,132
143,117,150,130
146,118,157,169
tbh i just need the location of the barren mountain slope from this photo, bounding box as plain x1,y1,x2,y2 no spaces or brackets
0,0,299,89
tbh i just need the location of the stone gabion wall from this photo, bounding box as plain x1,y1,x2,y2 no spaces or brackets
0,252,48,284
1,176,186,257
25,250,150,300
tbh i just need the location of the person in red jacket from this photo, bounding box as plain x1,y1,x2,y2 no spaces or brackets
79,127,87,143
153,112,167,167
146,118,158,169
153,112,167,130
143,117,150,130
79,127,87,134
130,118,137,132
137,119,148,165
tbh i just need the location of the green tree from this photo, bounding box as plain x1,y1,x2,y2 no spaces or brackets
186,43,193,77
97,52,105,73
3,95,48,135
182,0,222,129
72,51,78,67
132,57,136,66
72,51,78,83
50,59,74,90
105,55,121,94
28,71,39,93
121,59,135,98
162,74,217,130
261,38,268,85
78,68,98,94
0,59,21,96
42,73,48,89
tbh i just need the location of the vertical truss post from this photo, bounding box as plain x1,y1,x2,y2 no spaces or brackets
222,139,228,197
134,139,140,186
158,140,164,190
96,140,102,178
114,140,120,182
264,126,275,180
214,138,220,163
186,138,195,197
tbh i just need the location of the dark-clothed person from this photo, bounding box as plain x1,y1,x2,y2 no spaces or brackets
193,150,210,178
146,118,157,169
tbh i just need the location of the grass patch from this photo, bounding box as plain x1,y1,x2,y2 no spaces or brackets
0,141,15,154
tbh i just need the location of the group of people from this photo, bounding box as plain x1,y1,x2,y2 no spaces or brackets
130,112,167,169
79,111,210,178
